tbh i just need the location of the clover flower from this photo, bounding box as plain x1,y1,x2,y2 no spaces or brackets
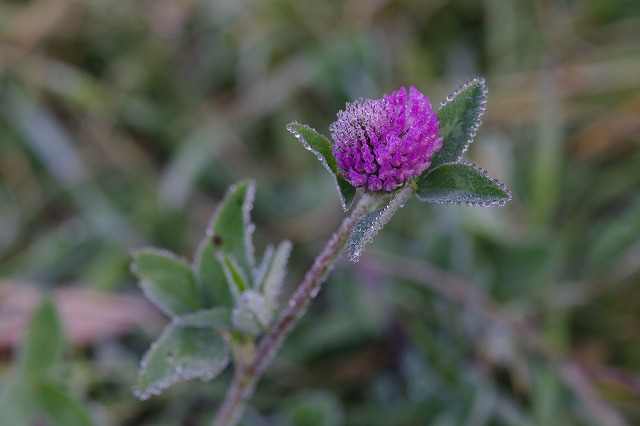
330,86,443,192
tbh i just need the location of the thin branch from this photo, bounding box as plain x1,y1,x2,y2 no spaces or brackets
212,194,378,426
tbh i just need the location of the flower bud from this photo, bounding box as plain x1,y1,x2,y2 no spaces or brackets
330,86,443,192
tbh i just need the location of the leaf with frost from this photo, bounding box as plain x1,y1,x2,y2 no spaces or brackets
416,162,512,206
347,188,413,262
232,290,270,335
133,249,201,317
177,307,231,328
287,122,356,211
136,323,229,400
194,243,232,308
253,244,274,289
430,77,488,170
194,180,255,308
259,240,292,316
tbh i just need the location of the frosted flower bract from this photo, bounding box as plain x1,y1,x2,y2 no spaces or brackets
330,86,443,192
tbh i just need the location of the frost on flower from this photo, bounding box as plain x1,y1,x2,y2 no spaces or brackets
330,86,443,192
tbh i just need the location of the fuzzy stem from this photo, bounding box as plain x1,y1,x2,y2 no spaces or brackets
212,194,378,426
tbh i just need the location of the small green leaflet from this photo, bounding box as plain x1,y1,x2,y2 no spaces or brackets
287,122,356,211
132,249,201,317
429,77,488,170
136,323,230,400
416,162,511,206
194,180,256,308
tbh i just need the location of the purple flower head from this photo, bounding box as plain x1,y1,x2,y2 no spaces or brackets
330,86,443,192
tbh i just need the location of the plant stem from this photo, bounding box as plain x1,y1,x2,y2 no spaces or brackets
212,194,378,426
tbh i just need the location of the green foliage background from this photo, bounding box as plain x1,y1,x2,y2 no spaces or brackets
1,0,639,424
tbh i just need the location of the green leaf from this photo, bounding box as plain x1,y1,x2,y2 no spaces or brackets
177,307,232,328
195,180,255,306
136,323,229,399
133,249,201,317
347,187,413,262
430,78,488,169
18,298,65,378
416,162,511,206
194,243,232,308
287,122,356,211
37,382,95,426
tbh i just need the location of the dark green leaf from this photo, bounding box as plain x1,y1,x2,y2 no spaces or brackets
136,323,229,399
347,187,413,262
177,307,232,328
194,243,232,308
430,78,488,169
37,382,95,426
287,122,356,211
18,298,65,378
416,162,511,206
133,249,201,317
195,180,255,306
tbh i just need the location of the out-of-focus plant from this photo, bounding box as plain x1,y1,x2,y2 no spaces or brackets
131,78,511,425
0,299,95,426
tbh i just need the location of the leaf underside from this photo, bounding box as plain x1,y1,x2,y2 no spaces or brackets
347,187,413,262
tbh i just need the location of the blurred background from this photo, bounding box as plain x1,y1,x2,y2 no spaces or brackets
1,0,639,424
